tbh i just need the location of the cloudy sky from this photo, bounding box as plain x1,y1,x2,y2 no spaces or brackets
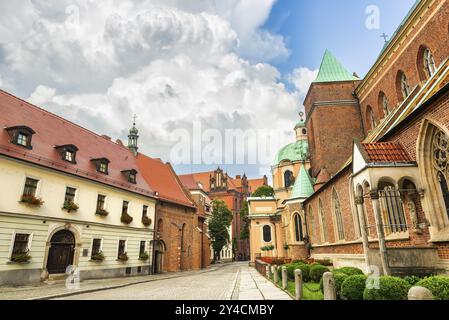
0,0,415,179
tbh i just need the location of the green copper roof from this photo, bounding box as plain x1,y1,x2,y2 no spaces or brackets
294,120,305,129
290,165,314,199
275,140,309,165
313,50,359,83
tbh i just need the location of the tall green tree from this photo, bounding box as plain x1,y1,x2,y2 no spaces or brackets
240,200,250,240
208,200,233,262
251,185,274,197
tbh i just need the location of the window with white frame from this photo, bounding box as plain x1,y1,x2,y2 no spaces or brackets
379,183,407,235
262,225,272,242
293,213,304,242
117,240,127,257
11,233,32,260
400,72,410,99
91,238,102,257
423,48,436,78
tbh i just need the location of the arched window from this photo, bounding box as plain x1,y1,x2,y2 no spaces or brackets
366,106,376,131
293,213,304,242
433,130,449,219
263,225,272,242
378,182,407,235
308,205,315,241
379,92,390,117
423,48,436,79
332,189,345,241
318,198,328,243
398,72,410,100
284,170,294,188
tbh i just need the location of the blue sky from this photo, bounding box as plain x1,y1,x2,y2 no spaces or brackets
266,0,416,80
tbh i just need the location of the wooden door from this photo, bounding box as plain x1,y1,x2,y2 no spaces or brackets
47,230,75,274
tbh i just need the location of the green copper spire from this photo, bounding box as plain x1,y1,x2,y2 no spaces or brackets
290,165,314,199
128,115,139,156
274,140,309,165
313,50,359,83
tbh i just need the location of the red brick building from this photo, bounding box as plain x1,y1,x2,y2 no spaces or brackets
299,0,449,276
137,155,211,273
180,168,267,261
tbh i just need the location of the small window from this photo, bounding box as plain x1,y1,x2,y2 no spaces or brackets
139,241,146,255
142,205,148,217
55,145,78,164
263,225,272,242
118,240,126,257
23,178,38,196
91,239,102,257
122,169,138,184
284,170,294,188
12,233,30,256
398,71,411,100
122,201,129,215
5,126,35,149
294,214,304,242
97,194,106,211
64,187,76,204
91,158,110,175
423,48,436,78
366,106,376,131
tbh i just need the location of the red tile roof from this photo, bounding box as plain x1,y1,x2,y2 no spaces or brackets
247,178,267,193
361,142,412,163
180,172,213,192
179,174,203,191
136,154,195,208
0,90,155,197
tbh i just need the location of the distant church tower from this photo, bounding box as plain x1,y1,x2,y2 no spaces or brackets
128,115,139,156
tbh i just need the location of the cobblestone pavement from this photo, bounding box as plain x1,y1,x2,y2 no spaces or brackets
0,263,291,300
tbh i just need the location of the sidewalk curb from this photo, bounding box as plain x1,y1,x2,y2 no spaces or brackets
29,265,225,300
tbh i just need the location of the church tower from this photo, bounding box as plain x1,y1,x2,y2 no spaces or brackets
128,116,139,156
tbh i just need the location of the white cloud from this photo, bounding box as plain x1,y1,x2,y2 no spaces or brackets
0,0,317,173
287,67,318,98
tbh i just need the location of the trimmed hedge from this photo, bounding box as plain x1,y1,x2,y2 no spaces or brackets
285,263,311,282
416,276,449,300
319,271,348,300
335,267,364,277
404,275,422,287
341,275,367,300
309,264,330,283
363,276,411,300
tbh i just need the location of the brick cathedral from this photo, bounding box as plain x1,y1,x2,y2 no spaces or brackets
249,0,449,276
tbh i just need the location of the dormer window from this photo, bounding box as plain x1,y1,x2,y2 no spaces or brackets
5,126,35,149
91,158,110,175
122,169,138,184
55,144,78,164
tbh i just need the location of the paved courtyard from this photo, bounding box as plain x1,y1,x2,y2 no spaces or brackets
0,263,291,300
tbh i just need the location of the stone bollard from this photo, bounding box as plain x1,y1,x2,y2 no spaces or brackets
273,266,279,284
281,266,288,289
323,272,336,300
266,265,272,278
408,286,434,300
294,269,303,300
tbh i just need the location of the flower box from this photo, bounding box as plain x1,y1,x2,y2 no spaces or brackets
95,209,109,217
139,252,149,261
20,195,44,207
91,251,105,262
118,253,129,262
121,213,133,225
63,201,79,213
142,216,152,227
10,253,32,263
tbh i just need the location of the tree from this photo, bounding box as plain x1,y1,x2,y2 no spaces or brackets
240,200,250,240
251,185,274,197
208,200,233,262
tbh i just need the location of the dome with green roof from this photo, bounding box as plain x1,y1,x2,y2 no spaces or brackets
274,140,309,165
289,165,314,199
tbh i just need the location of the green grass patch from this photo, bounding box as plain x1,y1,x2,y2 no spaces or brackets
285,281,324,300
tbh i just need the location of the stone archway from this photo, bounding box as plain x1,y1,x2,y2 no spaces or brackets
46,230,75,274
152,240,166,274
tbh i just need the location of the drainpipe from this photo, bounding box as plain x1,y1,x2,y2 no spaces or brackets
151,201,159,275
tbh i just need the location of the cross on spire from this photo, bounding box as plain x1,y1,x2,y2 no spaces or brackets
381,33,389,43
133,114,137,126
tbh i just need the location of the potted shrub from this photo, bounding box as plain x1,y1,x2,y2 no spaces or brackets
20,195,44,207
63,201,79,213
121,213,133,225
142,215,152,227
10,251,32,263
118,252,129,262
139,252,149,261
91,251,105,262
95,208,109,217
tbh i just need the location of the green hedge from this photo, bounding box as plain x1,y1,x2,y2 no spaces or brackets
341,275,367,300
319,271,348,300
416,276,449,300
403,275,422,287
284,263,311,282
363,276,411,300
335,267,364,277
309,264,330,283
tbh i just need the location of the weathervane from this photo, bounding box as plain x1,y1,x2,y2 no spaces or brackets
133,114,137,126
381,33,389,44
299,111,305,121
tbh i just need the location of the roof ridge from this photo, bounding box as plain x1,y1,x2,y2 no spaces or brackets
0,89,132,153
313,50,359,83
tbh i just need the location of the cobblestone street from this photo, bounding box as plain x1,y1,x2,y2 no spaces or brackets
0,263,291,300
